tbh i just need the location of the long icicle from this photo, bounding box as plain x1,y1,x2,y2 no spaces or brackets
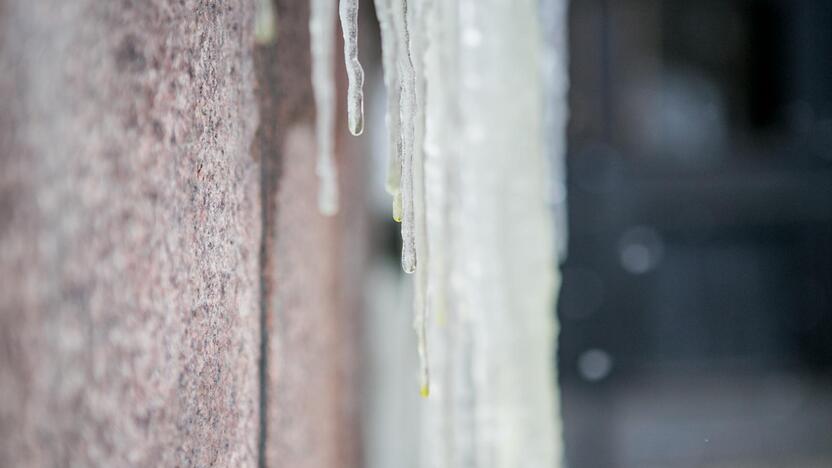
392,0,429,395
373,0,404,222
411,0,432,398
393,0,417,275
311,0,339,215
339,0,365,136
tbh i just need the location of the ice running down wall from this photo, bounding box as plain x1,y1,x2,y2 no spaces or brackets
312,0,569,466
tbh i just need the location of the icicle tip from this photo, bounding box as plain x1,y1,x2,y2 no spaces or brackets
349,108,365,136
392,192,403,222
402,251,416,274
318,197,338,216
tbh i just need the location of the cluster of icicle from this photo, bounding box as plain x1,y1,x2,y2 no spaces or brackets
311,2,566,465
310,0,429,395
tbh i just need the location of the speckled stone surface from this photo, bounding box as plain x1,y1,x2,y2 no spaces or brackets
0,0,365,466
0,1,261,466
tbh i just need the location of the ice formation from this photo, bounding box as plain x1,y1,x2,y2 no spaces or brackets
419,0,566,465
391,0,419,275
340,0,366,136
321,0,568,466
310,0,338,214
372,0,403,220
373,0,426,390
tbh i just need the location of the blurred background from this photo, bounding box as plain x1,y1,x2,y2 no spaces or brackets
560,0,832,466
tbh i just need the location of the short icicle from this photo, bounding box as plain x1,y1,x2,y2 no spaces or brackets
310,0,339,215
373,0,404,221
339,0,365,136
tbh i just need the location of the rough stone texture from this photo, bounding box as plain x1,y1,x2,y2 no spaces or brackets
0,0,262,466
0,0,366,466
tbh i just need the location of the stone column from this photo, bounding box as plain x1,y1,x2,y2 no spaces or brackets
0,0,363,466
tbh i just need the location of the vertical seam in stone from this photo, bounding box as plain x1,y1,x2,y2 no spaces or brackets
252,3,283,460
257,159,270,468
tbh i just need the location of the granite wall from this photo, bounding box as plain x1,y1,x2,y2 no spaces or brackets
0,0,363,466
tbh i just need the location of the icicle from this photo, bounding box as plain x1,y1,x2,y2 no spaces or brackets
392,0,418,274
353,0,568,464
373,0,404,221
310,0,339,215
339,0,365,136
422,0,565,466
411,0,432,398
415,298,429,398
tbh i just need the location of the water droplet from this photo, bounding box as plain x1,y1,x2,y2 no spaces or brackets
578,349,613,382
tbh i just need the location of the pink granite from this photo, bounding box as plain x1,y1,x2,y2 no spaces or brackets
0,1,261,465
